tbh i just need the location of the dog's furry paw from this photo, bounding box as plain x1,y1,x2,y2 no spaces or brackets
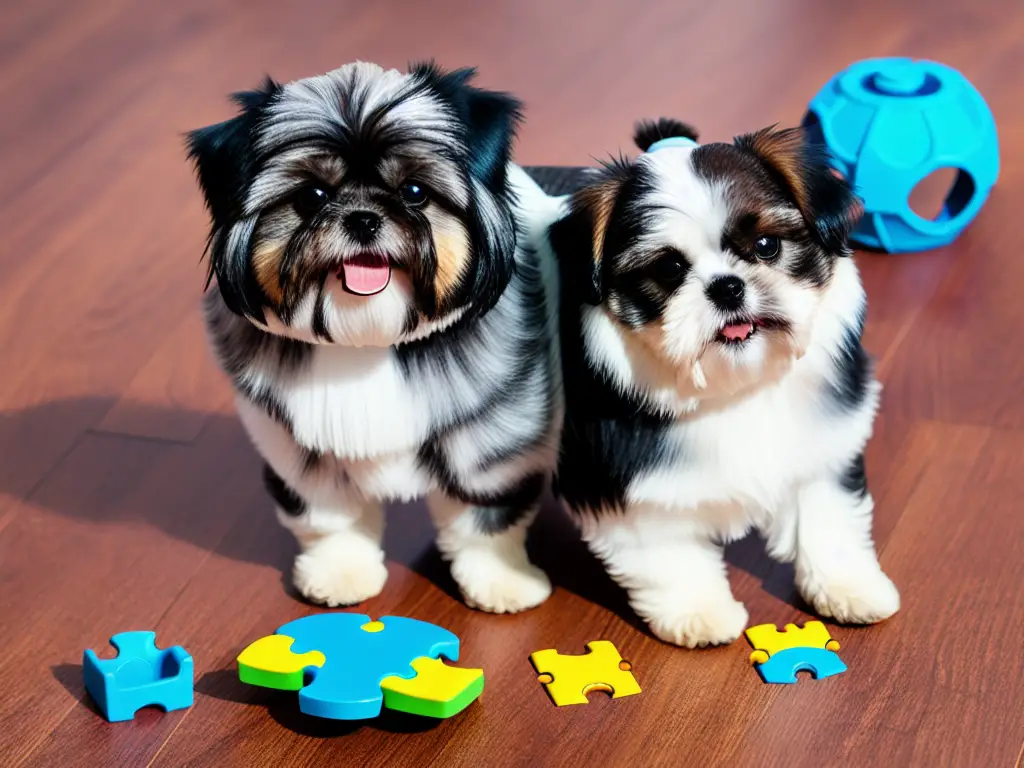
635,591,749,648
798,563,900,624
292,537,388,607
450,550,552,614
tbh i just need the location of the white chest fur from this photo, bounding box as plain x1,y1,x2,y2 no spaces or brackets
628,359,880,526
272,344,431,460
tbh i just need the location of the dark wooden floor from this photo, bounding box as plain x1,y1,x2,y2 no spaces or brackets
2,0,1023,766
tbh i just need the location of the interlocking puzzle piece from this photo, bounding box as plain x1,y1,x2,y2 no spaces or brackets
237,634,326,690
83,631,193,722
237,613,475,720
744,620,840,665
529,640,641,706
754,647,848,684
380,656,484,718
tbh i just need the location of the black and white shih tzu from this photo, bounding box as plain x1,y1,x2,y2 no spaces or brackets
548,118,900,647
186,61,564,613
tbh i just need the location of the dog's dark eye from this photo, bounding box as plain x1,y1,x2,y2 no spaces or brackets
649,249,689,289
293,186,330,218
399,181,428,206
753,235,781,262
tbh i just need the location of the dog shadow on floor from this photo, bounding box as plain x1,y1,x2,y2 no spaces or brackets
529,498,809,633
1,396,295,571
5,396,806,638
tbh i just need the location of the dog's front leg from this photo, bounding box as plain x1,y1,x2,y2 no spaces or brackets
276,472,387,608
237,398,388,607
794,456,900,624
428,482,551,615
580,507,748,648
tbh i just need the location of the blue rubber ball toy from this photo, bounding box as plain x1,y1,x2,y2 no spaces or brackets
804,57,999,253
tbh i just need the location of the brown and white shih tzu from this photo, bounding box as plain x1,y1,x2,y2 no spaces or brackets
187,61,563,613
548,119,899,647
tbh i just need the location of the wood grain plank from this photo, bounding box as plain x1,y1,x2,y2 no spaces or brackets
707,422,1024,768
0,419,265,766
0,398,112,503
880,186,1024,428
96,307,234,442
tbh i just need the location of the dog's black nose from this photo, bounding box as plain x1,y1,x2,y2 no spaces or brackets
706,275,746,311
343,211,382,243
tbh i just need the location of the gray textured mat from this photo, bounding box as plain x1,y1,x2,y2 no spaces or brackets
522,166,595,197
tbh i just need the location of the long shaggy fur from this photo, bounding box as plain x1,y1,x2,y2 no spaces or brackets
187,61,564,613
548,120,900,647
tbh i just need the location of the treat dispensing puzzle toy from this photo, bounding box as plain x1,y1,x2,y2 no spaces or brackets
83,631,194,722
805,56,999,253
529,640,641,706
744,620,846,684
237,613,484,720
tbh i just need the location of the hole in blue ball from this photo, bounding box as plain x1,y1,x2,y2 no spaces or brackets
945,171,977,221
863,72,941,97
909,168,975,222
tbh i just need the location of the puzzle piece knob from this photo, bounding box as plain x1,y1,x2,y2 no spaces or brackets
826,639,840,652
82,631,194,722
750,650,769,665
529,641,641,707
237,635,326,691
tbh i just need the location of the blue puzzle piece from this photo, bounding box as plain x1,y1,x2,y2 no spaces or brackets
83,631,194,722
755,647,847,684
276,613,460,720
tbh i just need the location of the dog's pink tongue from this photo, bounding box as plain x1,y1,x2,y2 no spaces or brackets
339,254,391,296
722,322,754,341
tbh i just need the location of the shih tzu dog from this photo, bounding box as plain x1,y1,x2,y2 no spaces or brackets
186,61,563,613
548,118,900,647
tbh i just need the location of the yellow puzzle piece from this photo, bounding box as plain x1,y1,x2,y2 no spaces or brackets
237,634,326,690
380,656,484,718
744,620,840,665
529,640,641,706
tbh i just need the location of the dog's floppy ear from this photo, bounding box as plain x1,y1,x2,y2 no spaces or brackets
735,126,862,255
462,82,522,193
633,118,700,152
410,62,523,193
408,62,524,319
186,77,281,320
549,165,629,305
186,77,280,224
